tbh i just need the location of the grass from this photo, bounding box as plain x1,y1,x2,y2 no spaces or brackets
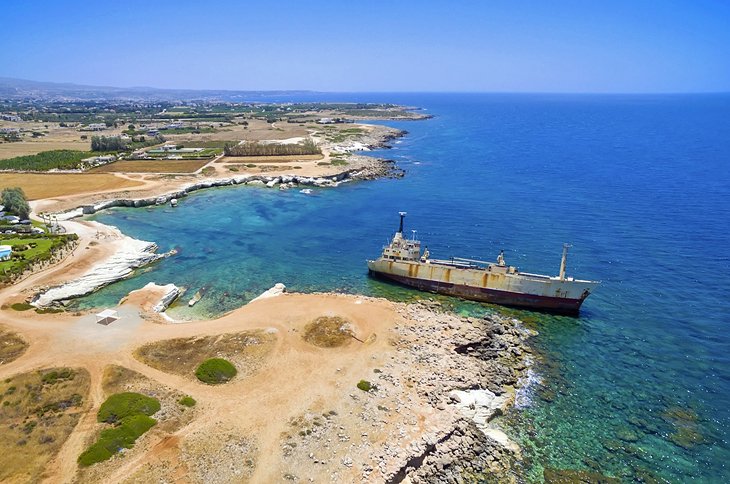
89,160,209,174
0,173,143,200
77,414,156,467
134,330,276,380
0,325,28,364
97,392,161,424
0,235,77,284
195,358,237,384
179,396,196,407
78,392,160,467
101,365,195,435
303,316,355,348
0,367,90,481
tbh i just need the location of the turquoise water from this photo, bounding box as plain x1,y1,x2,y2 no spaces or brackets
82,93,730,482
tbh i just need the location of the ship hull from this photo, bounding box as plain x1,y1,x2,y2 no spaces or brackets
368,262,591,315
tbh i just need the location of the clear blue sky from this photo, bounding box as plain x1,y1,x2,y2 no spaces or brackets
2,0,729,92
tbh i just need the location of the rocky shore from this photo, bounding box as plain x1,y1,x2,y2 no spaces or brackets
31,231,172,307
379,301,534,482
271,297,534,483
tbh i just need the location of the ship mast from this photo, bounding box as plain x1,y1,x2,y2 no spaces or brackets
559,243,571,281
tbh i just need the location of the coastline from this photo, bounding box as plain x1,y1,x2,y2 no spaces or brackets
19,122,408,308
0,291,533,482
0,112,538,482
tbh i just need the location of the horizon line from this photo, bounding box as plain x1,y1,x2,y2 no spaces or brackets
2,76,729,97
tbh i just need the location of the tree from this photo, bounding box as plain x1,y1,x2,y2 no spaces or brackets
1,187,30,220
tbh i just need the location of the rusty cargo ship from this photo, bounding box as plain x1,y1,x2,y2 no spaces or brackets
367,213,599,314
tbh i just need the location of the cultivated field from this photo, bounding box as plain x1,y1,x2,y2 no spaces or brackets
218,153,323,164
0,173,143,200
89,160,210,174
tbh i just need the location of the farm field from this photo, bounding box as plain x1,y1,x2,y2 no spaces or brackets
218,153,323,164
90,160,210,174
0,173,143,200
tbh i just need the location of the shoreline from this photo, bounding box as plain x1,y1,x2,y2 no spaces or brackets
0,291,533,482
20,123,409,307
0,111,538,482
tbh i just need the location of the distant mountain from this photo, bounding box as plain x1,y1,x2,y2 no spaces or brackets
0,77,316,102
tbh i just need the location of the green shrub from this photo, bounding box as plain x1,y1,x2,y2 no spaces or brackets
97,392,160,424
195,358,237,384
77,414,156,467
10,302,33,311
179,396,196,407
357,380,373,392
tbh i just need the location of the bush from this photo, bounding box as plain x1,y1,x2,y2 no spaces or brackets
195,358,237,384
357,380,373,392
97,392,161,423
77,414,156,467
179,396,196,407
10,302,33,311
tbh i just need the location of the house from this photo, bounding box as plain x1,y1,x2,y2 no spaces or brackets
2,215,19,224
317,118,334,124
0,245,11,261
84,123,106,131
0,114,22,122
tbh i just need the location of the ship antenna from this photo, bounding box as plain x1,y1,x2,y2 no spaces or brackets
559,243,572,281
398,211,407,233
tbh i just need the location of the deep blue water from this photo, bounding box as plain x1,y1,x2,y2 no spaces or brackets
83,93,730,482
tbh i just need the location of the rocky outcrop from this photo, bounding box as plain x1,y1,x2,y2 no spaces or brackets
250,283,286,303
149,283,181,313
32,237,170,307
56,162,400,221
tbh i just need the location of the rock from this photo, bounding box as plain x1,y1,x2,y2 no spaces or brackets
250,283,286,303
32,234,166,307
147,283,181,312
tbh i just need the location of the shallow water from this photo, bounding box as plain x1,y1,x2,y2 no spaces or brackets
82,93,730,481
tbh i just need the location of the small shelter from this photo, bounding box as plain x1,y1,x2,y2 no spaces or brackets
95,309,119,325
0,245,11,261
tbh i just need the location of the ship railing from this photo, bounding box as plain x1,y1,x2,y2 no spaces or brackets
429,258,482,269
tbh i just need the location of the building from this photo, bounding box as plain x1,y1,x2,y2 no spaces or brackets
0,245,12,261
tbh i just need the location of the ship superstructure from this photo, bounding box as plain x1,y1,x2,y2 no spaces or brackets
367,213,599,314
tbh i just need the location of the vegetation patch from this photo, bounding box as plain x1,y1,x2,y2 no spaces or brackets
179,396,196,407
224,138,321,157
135,330,276,380
303,316,355,348
78,392,160,467
97,392,161,423
357,380,374,392
0,367,89,481
195,358,237,384
101,365,195,435
0,325,28,364
78,414,157,467
0,150,90,171
10,302,33,311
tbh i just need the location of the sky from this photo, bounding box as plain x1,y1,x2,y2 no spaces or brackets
1,0,729,93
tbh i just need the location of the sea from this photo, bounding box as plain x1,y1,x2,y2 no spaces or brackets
79,93,730,482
